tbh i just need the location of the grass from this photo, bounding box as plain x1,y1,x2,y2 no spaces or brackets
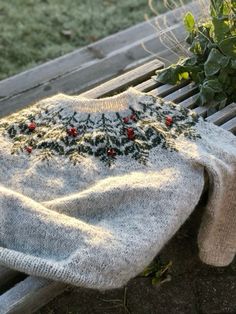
0,0,180,81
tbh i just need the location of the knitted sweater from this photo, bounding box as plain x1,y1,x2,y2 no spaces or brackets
0,87,235,289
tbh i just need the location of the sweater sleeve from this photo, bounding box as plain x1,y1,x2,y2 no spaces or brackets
194,120,236,266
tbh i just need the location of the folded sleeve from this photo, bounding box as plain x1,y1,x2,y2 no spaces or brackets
194,120,236,266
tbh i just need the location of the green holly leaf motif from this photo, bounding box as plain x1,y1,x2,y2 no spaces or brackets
2,96,201,167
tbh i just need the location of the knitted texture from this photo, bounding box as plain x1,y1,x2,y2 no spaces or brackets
0,87,235,289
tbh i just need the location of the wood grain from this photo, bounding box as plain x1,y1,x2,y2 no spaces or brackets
0,277,67,314
0,0,200,100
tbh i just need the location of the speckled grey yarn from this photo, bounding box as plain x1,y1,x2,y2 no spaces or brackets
0,87,235,289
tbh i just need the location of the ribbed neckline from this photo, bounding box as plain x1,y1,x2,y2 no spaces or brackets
51,87,146,114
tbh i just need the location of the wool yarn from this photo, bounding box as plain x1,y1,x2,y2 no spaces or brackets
0,87,235,289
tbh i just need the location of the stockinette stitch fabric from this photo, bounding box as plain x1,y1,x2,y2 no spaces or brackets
0,87,235,289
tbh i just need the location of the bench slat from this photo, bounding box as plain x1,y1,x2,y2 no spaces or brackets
0,277,67,314
194,106,208,118
150,80,190,98
206,103,236,125
0,21,186,118
162,83,198,103
178,93,199,109
80,59,164,98
134,78,161,92
221,116,236,133
0,0,201,100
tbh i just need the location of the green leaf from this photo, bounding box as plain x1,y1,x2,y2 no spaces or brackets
184,12,195,32
190,31,210,56
222,1,232,15
201,84,215,101
204,48,230,76
212,17,231,41
218,69,231,85
182,55,198,66
219,36,236,58
199,79,223,105
156,67,179,85
205,79,223,92
214,92,227,108
231,59,236,69
210,0,230,17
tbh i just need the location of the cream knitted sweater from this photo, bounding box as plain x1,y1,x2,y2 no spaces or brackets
0,87,235,289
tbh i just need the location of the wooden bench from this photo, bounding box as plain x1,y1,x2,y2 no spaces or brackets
0,2,235,313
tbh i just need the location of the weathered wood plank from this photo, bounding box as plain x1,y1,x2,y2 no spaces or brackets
178,93,199,109
206,103,236,125
134,78,161,92
0,24,182,118
0,277,67,314
150,80,190,98
221,116,236,133
163,83,198,103
91,0,200,58
194,106,208,117
0,0,205,118
0,0,201,100
80,59,163,98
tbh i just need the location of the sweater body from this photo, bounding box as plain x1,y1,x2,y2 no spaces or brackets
0,88,235,288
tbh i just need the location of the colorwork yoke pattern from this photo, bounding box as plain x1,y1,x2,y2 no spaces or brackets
0,87,235,289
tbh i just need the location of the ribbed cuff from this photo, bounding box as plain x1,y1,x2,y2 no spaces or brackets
199,247,235,267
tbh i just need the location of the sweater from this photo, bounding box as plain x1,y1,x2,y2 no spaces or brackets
0,87,235,289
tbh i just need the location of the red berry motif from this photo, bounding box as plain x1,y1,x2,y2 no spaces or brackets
130,113,137,121
107,148,116,157
165,116,173,126
67,127,78,137
28,121,36,131
126,127,135,140
25,146,33,154
123,117,130,124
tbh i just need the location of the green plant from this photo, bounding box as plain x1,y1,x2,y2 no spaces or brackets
141,256,172,285
155,0,236,112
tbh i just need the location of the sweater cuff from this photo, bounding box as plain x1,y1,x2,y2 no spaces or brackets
199,247,235,267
